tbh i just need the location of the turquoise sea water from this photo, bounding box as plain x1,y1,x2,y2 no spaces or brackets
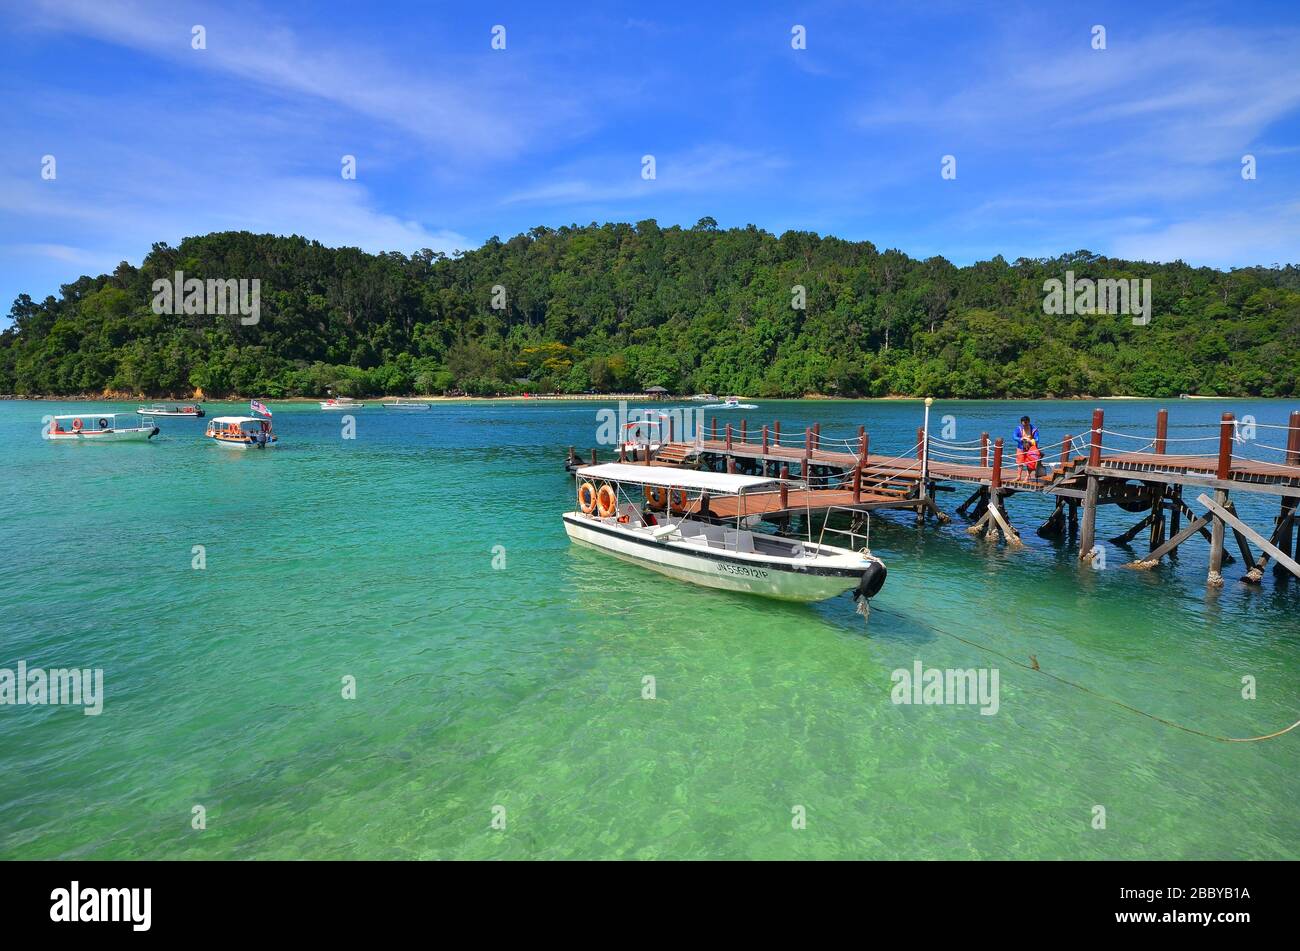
0,397,1296,859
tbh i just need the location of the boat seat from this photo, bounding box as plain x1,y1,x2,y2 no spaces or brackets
723,531,756,554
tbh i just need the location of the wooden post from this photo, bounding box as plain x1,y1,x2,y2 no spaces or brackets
852,464,862,503
1059,434,1071,469
1216,412,1234,481
980,432,989,468
780,464,789,510
1207,490,1228,586
1286,409,1300,464
858,427,867,462
991,438,1003,492
668,416,674,443
916,426,925,460
726,423,733,451
1154,408,1168,455
774,420,781,448
1088,408,1104,467
590,448,598,465
1079,475,1100,562
762,424,769,454
812,423,820,451
619,440,626,463
803,427,811,469
727,455,736,474
741,419,747,444
711,416,717,441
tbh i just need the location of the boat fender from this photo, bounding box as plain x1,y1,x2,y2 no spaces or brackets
854,561,887,601
149,427,159,438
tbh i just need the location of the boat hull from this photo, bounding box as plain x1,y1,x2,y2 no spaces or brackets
562,513,873,602
208,435,278,450
46,427,158,442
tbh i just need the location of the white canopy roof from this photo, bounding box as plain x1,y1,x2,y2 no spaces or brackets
211,416,262,424
576,462,776,493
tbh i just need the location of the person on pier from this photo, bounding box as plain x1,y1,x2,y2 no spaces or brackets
1014,415,1043,479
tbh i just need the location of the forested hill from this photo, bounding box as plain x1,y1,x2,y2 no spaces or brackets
3,222,1298,399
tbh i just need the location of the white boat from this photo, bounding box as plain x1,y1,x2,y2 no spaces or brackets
622,415,665,460
382,398,431,410
687,393,718,402
320,397,366,410
137,402,205,418
701,396,758,410
205,415,278,450
563,463,887,604
45,412,159,442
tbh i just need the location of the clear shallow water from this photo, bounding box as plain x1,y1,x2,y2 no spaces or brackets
0,398,1296,859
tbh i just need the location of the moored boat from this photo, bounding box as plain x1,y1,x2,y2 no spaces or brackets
45,413,159,442
382,398,430,410
205,415,277,450
563,462,886,604
320,397,365,410
137,402,205,418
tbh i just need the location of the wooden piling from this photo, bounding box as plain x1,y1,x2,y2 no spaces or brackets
1079,476,1100,562
1207,413,1235,585
762,424,769,454
1059,434,1071,469
916,426,925,460
741,419,747,444
774,420,781,447
1155,408,1168,455
779,464,790,510
726,423,733,451
980,432,989,468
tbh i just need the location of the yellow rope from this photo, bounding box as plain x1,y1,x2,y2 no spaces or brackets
871,605,1300,743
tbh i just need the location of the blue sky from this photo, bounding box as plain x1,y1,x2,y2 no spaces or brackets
3,0,1300,321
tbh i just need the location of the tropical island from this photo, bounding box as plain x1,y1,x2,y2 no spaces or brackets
2,220,1297,400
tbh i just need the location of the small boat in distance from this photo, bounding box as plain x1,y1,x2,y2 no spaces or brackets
45,413,159,442
205,416,278,450
687,393,718,402
382,398,431,410
701,396,758,410
564,463,887,604
320,397,366,410
137,402,205,418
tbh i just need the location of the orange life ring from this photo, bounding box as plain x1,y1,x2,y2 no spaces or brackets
71,418,83,431
596,484,618,518
644,485,667,510
668,489,689,514
578,481,597,514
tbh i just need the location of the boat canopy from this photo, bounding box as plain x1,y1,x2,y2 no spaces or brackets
576,462,777,494
210,416,262,425
52,412,132,422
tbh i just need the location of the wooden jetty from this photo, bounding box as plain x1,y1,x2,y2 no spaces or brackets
567,404,1300,588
